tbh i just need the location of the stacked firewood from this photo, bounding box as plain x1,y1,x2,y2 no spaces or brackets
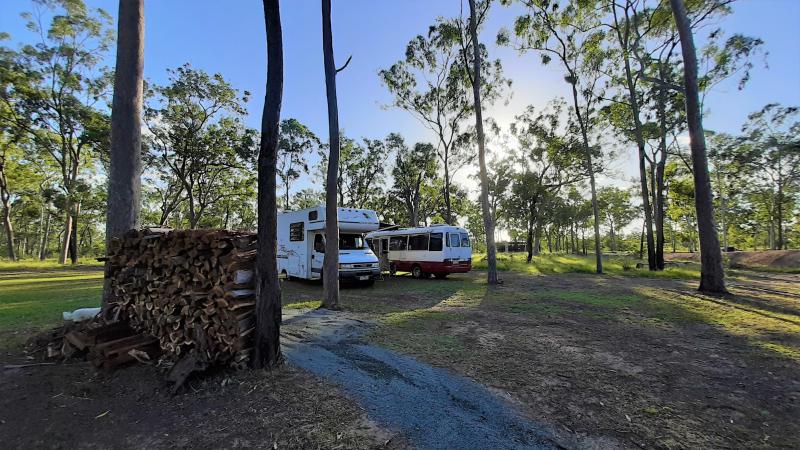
106,228,258,369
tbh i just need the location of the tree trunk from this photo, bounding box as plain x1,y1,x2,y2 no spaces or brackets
104,0,144,308
671,0,726,293
533,223,541,256
609,220,616,253
1,200,15,261
467,0,498,285
252,0,284,369
40,212,50,260
569,81,602,273
616,22,656,270
526,216,534,263
69,203,80,264
59,205,72,264
654,70,668,270
321,0,340,309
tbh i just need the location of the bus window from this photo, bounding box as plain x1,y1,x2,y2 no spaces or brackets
448,232,461,247
389,236,408,251
409,234,429,251
429,233,443,251
460,233,471,247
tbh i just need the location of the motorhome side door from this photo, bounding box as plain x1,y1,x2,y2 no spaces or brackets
311,233,325,279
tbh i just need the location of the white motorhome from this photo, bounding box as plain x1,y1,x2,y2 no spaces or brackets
366,225,472,279
277,206,381,285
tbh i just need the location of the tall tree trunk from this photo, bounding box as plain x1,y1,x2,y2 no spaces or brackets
40,211,50,260
59,203,72,264
467,0,498,285
104,0,144,308
0,161,16,260
614,10,656,270
1,200,15,261
253,0,284,369
609,220,616,253
654,71,668,270
671,0,726,294
443,160,452,224
321,0,341,309
569,81,602,273
526,216,534,263
69,203,80,264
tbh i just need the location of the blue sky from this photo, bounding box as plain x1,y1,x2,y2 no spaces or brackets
2,0,799,198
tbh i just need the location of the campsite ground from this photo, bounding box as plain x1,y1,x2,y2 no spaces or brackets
1,253,798,449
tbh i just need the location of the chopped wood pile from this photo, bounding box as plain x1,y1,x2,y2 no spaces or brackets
106,228,258,370
28,319,161,370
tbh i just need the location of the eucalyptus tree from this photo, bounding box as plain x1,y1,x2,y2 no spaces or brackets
321,0,349,309
740,104,800,250
466,0,499,284
389,135,437,226
670,0,725,293
104,0,144,308
499,0,607,273
597,186,637,252
253,0,284,369
144,65,258,229
277,118,319,210
15,0,113,264
380,10,509,224
505,100,587,262
317,134,391,210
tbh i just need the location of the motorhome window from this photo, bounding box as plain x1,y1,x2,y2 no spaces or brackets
340,234,366,250
389,236,407,251
366,238,374,251
289,222,304,241
429,233,443,251
314,234,325,253
448,233,461,247
409,234,429,251
382,239,389,253
461,233,471,247
308,210,318,220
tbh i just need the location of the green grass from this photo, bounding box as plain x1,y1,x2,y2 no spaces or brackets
0,258,104,272
0,268,103,348
472,252,701,279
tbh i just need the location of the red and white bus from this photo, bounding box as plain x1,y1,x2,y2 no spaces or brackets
365,225,472,279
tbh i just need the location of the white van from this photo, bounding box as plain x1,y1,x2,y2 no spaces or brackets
277,206,381,285
366,225,472,279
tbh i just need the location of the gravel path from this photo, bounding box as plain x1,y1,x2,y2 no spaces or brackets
281,309,555,450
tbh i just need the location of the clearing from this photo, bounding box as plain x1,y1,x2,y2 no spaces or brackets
1,254,798,449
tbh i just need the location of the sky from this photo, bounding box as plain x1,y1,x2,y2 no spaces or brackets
2,0,799,228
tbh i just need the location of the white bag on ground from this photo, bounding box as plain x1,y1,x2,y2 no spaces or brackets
62,307,101,322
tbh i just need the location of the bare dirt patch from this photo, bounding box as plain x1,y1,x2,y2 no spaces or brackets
361,271,800,449
0,345,385,449
667,250,800,271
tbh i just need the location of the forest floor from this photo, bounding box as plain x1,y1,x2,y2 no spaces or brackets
1,255,798,449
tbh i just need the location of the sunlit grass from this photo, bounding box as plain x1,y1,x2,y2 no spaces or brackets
472,252,701,279
0,258,103,272
284,300,322,310
0,268,103,349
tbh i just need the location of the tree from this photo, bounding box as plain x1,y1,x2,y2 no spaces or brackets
467,0,499,285
597,186,637,252
253,0,283,369
277,118,319,210
389,135,437,226
321,0,346,309
317,134,390,209
380,11,509,224
144,65,258,229
670,0,726,293
505,100,586,262
500,0,606,273
740,104,800,250
104,0,144,308
17,0,113,264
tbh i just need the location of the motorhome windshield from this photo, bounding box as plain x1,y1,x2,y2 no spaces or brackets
340,234,367,250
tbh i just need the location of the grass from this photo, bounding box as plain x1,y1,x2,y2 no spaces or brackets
0,258,104,272
0,268,103,348
472,252,701,279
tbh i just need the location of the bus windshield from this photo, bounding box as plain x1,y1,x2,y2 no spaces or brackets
339,234,367,250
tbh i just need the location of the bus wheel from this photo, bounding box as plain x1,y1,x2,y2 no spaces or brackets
411,265,423,279
434,273,448,279
389,263,397,276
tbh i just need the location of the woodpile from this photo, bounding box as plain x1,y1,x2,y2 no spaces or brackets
105,228,258,370
29,319,161,370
